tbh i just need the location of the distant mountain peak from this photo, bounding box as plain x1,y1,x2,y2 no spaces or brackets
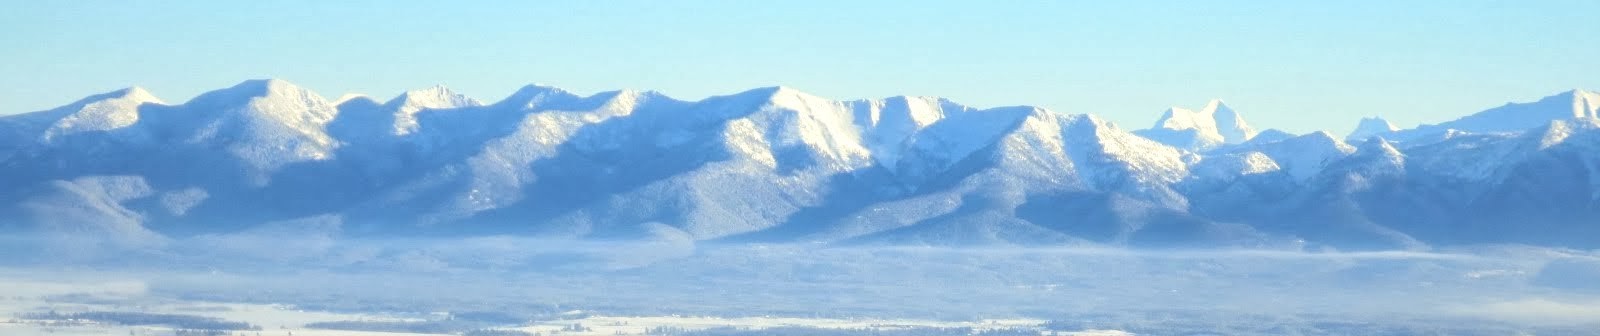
1137,99,1258,151
391,85,479,107
1346,116,1399,142
1198,100,1228,115
1391,89,1600,141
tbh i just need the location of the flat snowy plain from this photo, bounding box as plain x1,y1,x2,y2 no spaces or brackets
2,242,1598,335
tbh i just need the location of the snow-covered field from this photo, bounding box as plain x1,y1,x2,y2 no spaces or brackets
504,315,1116,336
1,244,1598,336
0,276,1123,336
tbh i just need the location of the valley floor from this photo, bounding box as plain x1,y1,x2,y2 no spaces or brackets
1,243,1598,335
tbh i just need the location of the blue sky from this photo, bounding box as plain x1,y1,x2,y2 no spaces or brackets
1,0,1595,134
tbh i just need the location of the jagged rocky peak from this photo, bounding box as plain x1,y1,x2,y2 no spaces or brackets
390,85,482,110
1203,99,1258,142
1346,116,1399,142
1136,99,1259,151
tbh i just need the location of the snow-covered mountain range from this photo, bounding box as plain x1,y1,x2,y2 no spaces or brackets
3,80,1598,250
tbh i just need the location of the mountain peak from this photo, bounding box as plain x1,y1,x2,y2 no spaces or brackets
76,86,164,106
188,79,323,106
704,85,837,117
380,86,484,135
239,78,304,94
1402,89,1600,138
176,78,338,147
116,86,162,104
736,85,813,102
30,86,167,142
1138,99,1258,151
1346,116,1399,142
389,85,481,110
1328,136,1406,177
333,93,375,106
1356,136,1402,156
495,84,577,109
1202,98,1229,110
1302,130,1341,143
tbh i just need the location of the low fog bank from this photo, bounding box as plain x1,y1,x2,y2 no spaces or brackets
2,232,1599,334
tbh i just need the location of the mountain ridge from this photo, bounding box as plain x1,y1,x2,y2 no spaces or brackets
3,79,1599,250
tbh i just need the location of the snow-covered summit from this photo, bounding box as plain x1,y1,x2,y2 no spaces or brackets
1342,137,1406,175
384,85,483,135
1135,99,1259,151
495,84,581,110
1229,131,1355,182
1395,89,1600,141
33,86,165,142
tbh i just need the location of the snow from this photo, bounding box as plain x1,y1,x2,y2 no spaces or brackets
497,83,577,109
759,86,875,170
1205,99,1258,143
11,82,1600,248
1191,151,1282,181
1137,99,1258,150
853,96,971,168
896,106,1041,181
1230,131,1355,182
386,85,483,135
1392,89,1600,141
0,275,1127,336
1333,137,1406,177
1066,114,1191,186
28,87,164,143
510,315,1061,336
332,92,372,105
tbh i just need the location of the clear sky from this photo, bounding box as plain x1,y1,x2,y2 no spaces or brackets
1,0,1595,135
